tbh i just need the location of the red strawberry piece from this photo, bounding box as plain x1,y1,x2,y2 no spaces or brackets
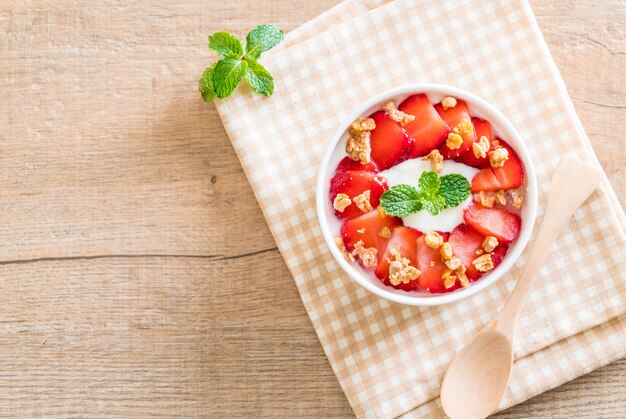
463,202,521,243
341,210,402,260
493,140,524,189
335,156,379,173
375,226,422,291
436,100,477,159
448,224,485,280
330,169,388,219
470,166,500,192
449,223,510,279
398,94,450,158
415,232,461,293
369,111,413,170
456,117,493,168
470,139,524,192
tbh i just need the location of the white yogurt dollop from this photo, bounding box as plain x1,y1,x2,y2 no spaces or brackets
379,158,478,232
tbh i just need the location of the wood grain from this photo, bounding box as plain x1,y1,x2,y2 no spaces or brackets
0,0,623,417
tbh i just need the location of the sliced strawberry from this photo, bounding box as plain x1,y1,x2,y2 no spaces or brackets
330,169,388,219
341,210,402,259
415,232,461,293
456,117,493,167
470,167,500,192
398,94,450,158
493,140,524,189
436,100,476,159
369,111,413,170
470,139,524,192
335,156,379,174
375,226,422,291
449,224,510,279
463,203,521,243
448,224,485,280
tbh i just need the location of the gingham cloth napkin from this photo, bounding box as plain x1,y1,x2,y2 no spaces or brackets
215,0,626,417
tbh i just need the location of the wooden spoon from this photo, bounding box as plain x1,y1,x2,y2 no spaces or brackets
440,154,602,419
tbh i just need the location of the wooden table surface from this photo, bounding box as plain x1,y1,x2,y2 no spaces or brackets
1,0,624,417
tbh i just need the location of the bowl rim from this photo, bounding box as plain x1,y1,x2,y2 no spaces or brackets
316,83,538,306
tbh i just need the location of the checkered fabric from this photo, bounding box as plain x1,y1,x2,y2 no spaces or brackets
215,0,626,417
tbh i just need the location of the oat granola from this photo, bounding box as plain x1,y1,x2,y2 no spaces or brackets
379,226,391,239
482,236,499,253
474,190,495,208
346,131,372,164
444,256,462,271
472,135,490,158
353,190,372,212
489,146,509,168
352,240,378,268
446,132,463,150
442,96,457,110
388,251,421,286
382,101,415,127
333,193,352,213
453,119,473,136
440,242,453,260
422,149,444,173
472,253,494,272
425,231,444,248
494,190,507,206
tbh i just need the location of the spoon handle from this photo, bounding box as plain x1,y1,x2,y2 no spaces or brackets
494,154,601,337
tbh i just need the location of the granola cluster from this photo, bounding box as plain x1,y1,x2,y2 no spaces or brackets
482,236,499,253
425,231,444,249
332,193,352,212
333,189,374,214
353,190,372,212
346,118,375,164
446,132,463,150
438,238,469,289
472,253,494,272
379,226,391,239
443,265,469,289
489,142,509,168
352,240,378,268
388,248,420,286
422,149,444,173
472,135,490,158
382,101,415,127
446,119,473,150
473,189,524,209
441,96,457,110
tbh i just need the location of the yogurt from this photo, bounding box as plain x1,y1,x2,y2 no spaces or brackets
379,158,478,232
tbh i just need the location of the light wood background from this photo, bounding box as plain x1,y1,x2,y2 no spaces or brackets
0,0,623,417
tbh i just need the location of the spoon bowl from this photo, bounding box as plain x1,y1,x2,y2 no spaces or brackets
440,328,513,419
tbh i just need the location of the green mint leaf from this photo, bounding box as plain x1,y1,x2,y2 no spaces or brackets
439,174,471,208
244,58,274,96
418,171,441,196
380,184,423,217
198,64,217,102
208,32,243,59
212,58,248,99
245,24,284,60
420,194,446,216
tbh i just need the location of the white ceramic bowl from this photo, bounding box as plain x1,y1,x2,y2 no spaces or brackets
316,84,538,306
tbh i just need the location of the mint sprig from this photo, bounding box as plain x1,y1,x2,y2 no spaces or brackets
199,24,284,102
380,171,470,217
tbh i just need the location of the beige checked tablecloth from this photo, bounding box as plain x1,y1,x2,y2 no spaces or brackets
215,0,626,417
